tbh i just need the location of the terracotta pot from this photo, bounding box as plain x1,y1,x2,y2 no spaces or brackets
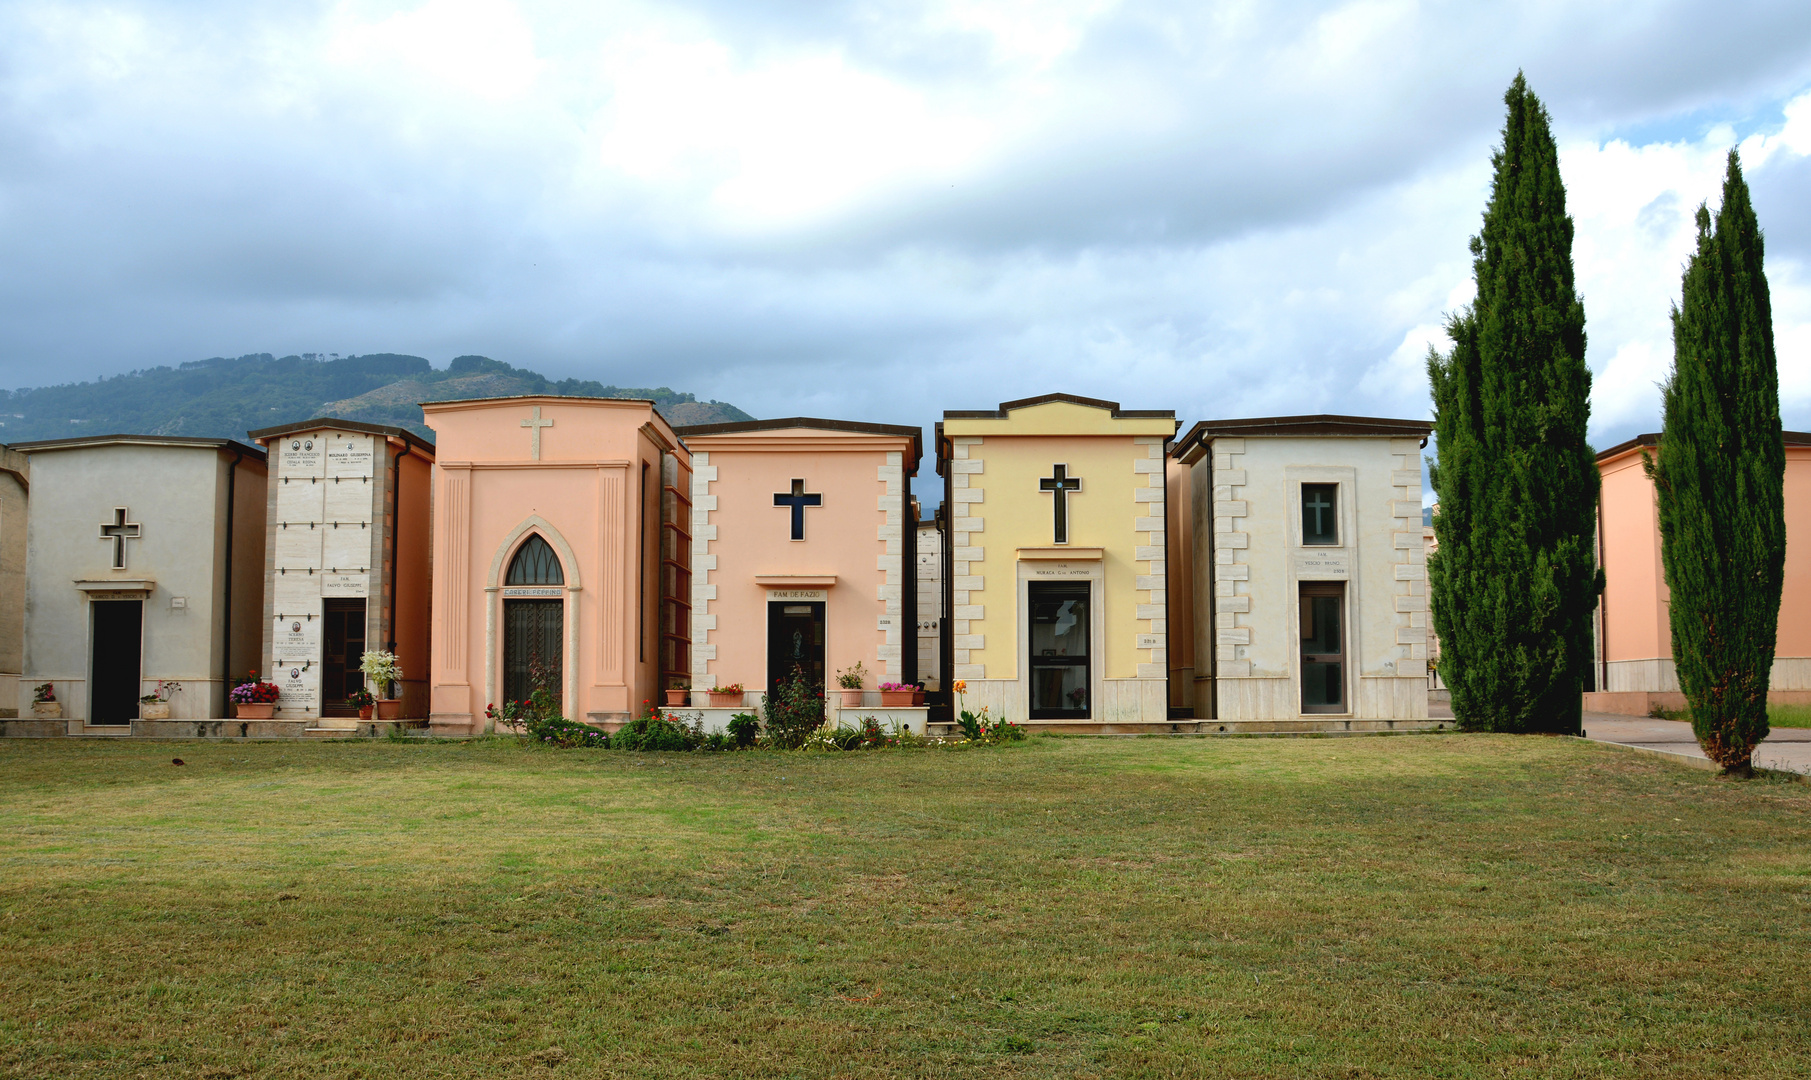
235,703,276,720
32,702,61,719
879,691,914,707
140,703,171,720
707,691,743,708
358,705,374,721
911,690,926,706
665,690,689,706
376,699,402,721
839,689,863,707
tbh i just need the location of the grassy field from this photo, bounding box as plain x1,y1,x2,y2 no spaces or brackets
1769,704,1811,728
2,735,1808,1079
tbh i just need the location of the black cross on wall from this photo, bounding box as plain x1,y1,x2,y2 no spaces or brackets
773,478,822,541
99,506,141,569
1039,464,1082,545
1304,488,1333,537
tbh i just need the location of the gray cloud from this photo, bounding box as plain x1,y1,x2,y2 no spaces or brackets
1,0,1809,449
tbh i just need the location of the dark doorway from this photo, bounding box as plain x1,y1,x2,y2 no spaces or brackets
1028,581,1089,719
504,599,564,711
322,599,368,716
1300,583,1346,713
766,602,825,697
89,599,142,725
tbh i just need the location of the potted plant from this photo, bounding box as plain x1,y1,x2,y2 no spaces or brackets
348,687,376,721
230,675,280,719
879,681,914,707
31,683,60,719
137,680,181,720
665,677,690,707
911,681,926,706
360,650,404,720
707,682,744,708
835,662,867,708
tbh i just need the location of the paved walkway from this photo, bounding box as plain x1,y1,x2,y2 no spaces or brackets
1582,713,1811,776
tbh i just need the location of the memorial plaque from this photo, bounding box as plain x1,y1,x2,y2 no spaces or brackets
1293,551,1351,579
325,433,375,477
275,526,323,568
280,435,324,477
322,573,369,597
277,664,318,714
766,589,826,601
1136,633,1162,649
322,527,371,572
502,587,562,598
324,479,375,523
272,617,321,661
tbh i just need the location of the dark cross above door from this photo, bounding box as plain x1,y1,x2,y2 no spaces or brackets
773,478,822,541
1039,464,1082,545
1304,487,1333,538
99,506,141,569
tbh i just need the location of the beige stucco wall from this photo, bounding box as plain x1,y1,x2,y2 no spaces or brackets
0,448,26,717
1185,435,1427,720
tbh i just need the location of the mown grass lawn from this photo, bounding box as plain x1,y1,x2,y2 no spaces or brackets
2,735,1808,1079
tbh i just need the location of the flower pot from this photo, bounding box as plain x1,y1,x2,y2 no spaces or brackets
32,702,61,719
911,690,925,706
358,705,374,721
140,703,170,720
376,699,402,721
665,690,689,706
707,691,743,708
839,689,863,708
879,691,914,707
235,703,275,720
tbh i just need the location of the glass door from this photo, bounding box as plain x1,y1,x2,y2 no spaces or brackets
1028,582,1089,719
1299,583,1345,713
321,599,367,716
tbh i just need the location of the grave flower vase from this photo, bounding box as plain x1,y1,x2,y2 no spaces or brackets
879,690,914,707
708,690,743,708
235,703,276,720
32,702,61,719
665,690,688,707
140,703,170,720
376,699,402,721
839,689,863,708
358,705,374,721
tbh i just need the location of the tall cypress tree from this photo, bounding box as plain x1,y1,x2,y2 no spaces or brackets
1645,151,1785,775
1427,74,1603,734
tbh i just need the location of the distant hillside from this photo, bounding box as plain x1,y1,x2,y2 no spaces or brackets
0,353,753,445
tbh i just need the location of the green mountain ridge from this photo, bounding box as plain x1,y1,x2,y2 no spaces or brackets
0,353,754,446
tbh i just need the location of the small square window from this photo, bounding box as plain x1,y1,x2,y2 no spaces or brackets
1302,484,1338,545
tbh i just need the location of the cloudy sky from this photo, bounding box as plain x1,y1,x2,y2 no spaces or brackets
3,0,1809,464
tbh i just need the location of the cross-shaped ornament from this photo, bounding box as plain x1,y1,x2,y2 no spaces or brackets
99,506,141,569
773,478,822,541
1305,488,1333,538
1039,464,1081,545
520,406,553,460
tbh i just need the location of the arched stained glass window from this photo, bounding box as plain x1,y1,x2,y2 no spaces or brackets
506,534,565,585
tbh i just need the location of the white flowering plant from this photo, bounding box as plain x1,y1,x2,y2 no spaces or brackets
359,650,403,699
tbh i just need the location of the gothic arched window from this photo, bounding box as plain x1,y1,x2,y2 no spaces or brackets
506,534,565,585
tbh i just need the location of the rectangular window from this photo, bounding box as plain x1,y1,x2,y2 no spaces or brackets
1027,581,1090,719
658,453,692,686
1301,483,1338,545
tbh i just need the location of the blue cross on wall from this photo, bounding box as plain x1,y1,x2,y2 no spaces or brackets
774,478,822,541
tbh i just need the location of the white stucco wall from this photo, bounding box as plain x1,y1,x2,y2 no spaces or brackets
21,442,263,720
1195,435,1427,720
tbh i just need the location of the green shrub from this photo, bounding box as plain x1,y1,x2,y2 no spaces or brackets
762,666,826,749
727,712,760,748
612,715,696,752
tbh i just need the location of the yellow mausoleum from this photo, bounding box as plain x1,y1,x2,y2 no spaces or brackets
935,394,1177,729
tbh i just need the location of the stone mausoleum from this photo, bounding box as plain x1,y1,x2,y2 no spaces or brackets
935,394,1178,729
1169,415,1434,729
249,418,435,732
674,417,925,732
13,435,268,732
424,396,692,734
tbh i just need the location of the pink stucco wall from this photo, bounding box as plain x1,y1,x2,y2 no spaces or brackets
686,427,916,696
424,396,688,731
1597,437,1811,668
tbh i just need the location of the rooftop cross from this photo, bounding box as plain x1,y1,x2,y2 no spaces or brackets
520,406,553,460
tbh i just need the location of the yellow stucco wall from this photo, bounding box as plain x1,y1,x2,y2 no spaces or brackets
944,399,1173,723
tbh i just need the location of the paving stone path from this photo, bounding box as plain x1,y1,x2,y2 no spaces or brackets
1582,713,1811,776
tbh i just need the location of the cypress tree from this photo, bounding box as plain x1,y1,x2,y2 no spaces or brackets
1645,151,1785,776
1427,74,1603,734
